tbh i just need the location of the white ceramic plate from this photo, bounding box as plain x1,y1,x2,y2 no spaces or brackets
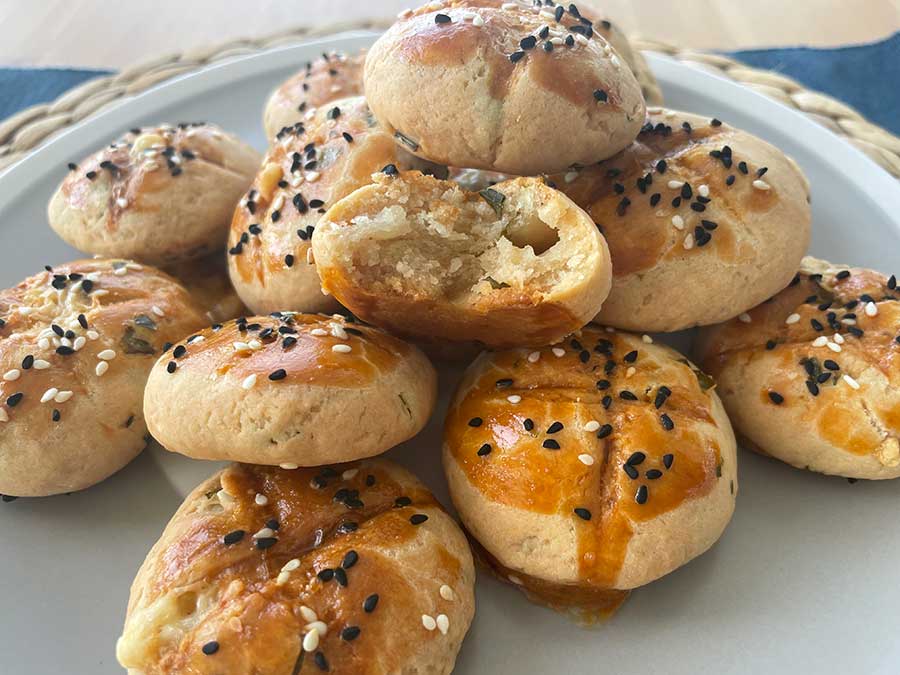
1,32,899,675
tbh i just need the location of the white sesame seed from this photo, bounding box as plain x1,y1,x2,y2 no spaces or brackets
330,324,349,340
626,366,636,378
282,559,301,573
306,621,328,637
255,493,268,506
812,336,828,347
280,463,299,470
738,313,752,323
528,351,541,363
578,453,595,466
785,313,801,325
18,307,32,316
302,628,320,652
752,179,771,191
248,339,262,351
233,341,251,352
54,390,73,403
87,330,99,340
671,215,684,230
3,369,20,382
40,388,59,403
473,13,484,26
73,336,86,351
642,334,653,344
667,180,683,189
305,171,320,182
116,198,127,208
422,614,437,631
310,328,328,336
698,184,710,198
552,347,565,358
0,408,7,422
113,266,127,276
843,374,861,390
683,233,695,250
60,337,72,348
275,571,291,585
501,2,517,8
833,333,845,344
564,171,579,183
95,361,109,377
439,584,455,601
574,33,588,45
38,338,50,350
342,469,359,480
33,359,50,370
299,605,318,623
92,289,109,297
827,342,842,353
332,344,352,353
271,194,285,212
841,318,857,325
253,527,275,539
508,575,523,585
507,395,522,404
865,302,878,317
436,614,450,635
218,490,235,506
584,420,600,432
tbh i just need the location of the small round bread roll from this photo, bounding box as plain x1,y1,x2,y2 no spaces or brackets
263,50,366,141
313,171,613,349
229,96,435,315
696,256,900,479
144,313,437,466
553,108,812,332
443,326,737,619
49,123,261,266
117,460,475,674
0,259,206,497
365,0,645,175
164,253,247,323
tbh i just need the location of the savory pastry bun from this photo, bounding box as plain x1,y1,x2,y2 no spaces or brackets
263,50,365,141
696,256,900,479
49,123,261,266
229,96,434,315
553,108,812,332
443,326,737,619
144,313,437,466
117,460,475,675
164,253,246,323
365,0,646,175
313,172,613,349
0,259,206,497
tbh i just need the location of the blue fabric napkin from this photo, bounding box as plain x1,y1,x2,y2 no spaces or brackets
1,32,897,135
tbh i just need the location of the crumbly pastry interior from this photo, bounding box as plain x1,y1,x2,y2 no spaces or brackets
320,173,594,307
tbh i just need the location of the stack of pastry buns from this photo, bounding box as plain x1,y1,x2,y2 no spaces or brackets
0,1,895,673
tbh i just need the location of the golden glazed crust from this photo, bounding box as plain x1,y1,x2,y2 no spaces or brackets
312,172,612,349
228,96,434,315
143,313,437,466
0,259,206,497
263,50,366,141
117,460,476,675
443,327,737,618
695,256,900,479
552,108,812,332
365,0,645,174
48,123,261,266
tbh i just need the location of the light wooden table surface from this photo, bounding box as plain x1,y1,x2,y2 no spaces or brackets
1,0,898,69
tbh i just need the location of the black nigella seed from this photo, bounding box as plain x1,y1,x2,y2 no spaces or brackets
646,469,663,480
268,369,287,381
619,391,638,401
726,175,736,186
546,421,564,434
660,413,674,431
314,652,329,671
334,567,348,587
710,118,722,127
596,424,612,439
266,519,280,531
410,514,428,525
650,193,661,206
623,463,638,479
284,254,294,267
173,345,187,358
309,199,324,209
806,380,820,396
543,41,553,52
542,439,561,450
366,474,376,487
768,391,784,404
477,443,492,456
468,417,483,427
635,485,649,504
255,537,277,550
627,451,646,466
523,418,534,431
166,361,177,373
52,409,61,422
824,359,840,371
22,354,34,370
341,626,361,641
364,594,379,613
381,164,398,176
317,568,335,582
434,12,451,23
593,89,608,102
202,641,219,655
765,340,777,350
579,350,590,363
223,530,245,545
623,350,638,363
656,160,667,173
596,379,610,390
654,386,671,409
509,51,525,63
663,453,674,469
520,35,537,50
6,393,23,407
343,132,354,143
602,395,612,409
573,508,592,521
283,337,297,349
394,496,412,508
496,378,513,388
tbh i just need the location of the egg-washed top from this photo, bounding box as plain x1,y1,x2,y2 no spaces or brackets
0,259,202,427
230,97,417,286
158,312,411,390
699,258,900,463
117,461,468,674
60,123,252,227
552,108,803,276
445,327,726,589
268,50,366,140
